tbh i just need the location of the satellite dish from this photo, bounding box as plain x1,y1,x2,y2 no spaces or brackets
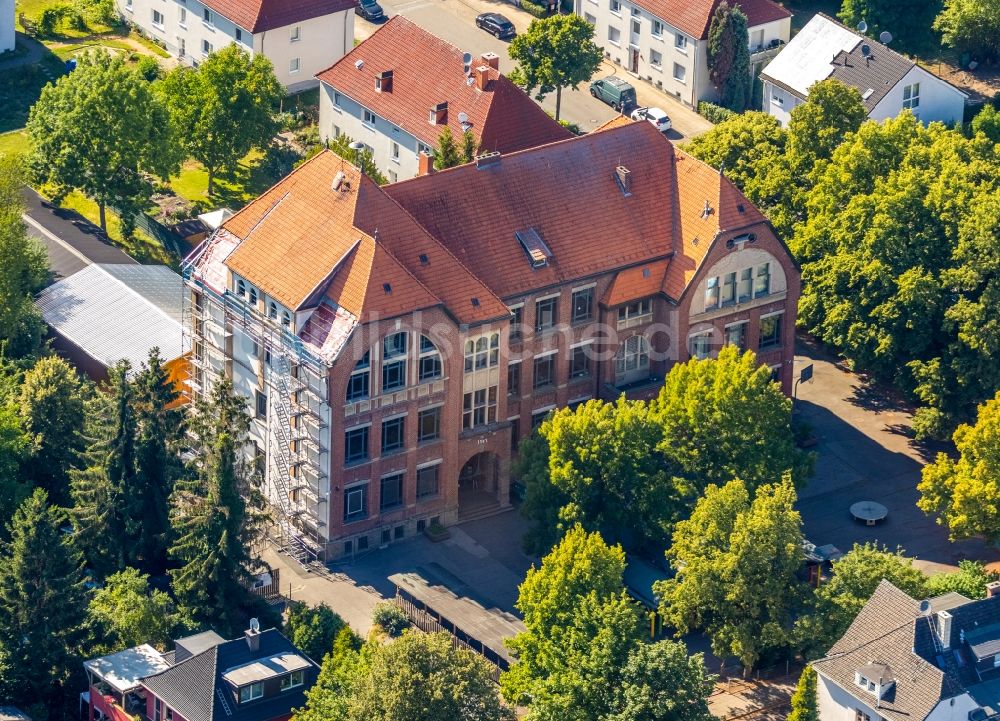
857,20,868,33
249,617,260,632
462,52,473,65
349,140,365,151
458,111,469,124
879,30,893,44
919,600,932,616
861,43,871,57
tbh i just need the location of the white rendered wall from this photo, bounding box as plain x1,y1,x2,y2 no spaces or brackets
252,12,353,93
870,65,966,127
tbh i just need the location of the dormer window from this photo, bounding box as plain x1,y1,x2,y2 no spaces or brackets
281,310,292,329
239,681,263,702
280,670,304,690
268,301,278,319
236,278,246,297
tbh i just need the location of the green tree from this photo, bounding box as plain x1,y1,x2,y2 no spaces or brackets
69,363,134,577
608,640,716,721
434,126,462,170
919,392,1000,541
796,543,927,658
18,356,87,505
934,0,1000,61
508,14,603,121
656,477,805,671
0,403,30,535
653,346,812,493
839,0,941,53
326,133,388,185
294,626,363,721
0,156,49,359
286,602,347,662
788,666,818,721
27,50,177,233
519,398,688,554
461,129,478,163
972,104,1000,142
158,44,281,194
0,489,89,715
926,560,1000,599
169,375,268,636
348,632,514,721
131,348,182,573
88,567,180,652
707,2,752,112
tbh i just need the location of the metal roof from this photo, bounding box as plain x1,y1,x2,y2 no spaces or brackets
84,644,171,694
35,263,187,370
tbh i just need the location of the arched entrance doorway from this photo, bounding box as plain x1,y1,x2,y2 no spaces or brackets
458,451,500,520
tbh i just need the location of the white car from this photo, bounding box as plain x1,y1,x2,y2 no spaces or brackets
630,106,672,132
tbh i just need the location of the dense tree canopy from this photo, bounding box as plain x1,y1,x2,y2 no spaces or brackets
508,15,603,121
788,666,818,721
839,0,941,53
707,2,752,112
286,602,348,663
934,0,1000,61
88,568,181,652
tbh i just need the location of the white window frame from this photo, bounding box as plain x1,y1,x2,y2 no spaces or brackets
673,62,686,83
178,7,186,26
650,49,663,68
616,334,650,379
675,33,687,51
390,140,400,160
151,9,164,28
202,39,213,57
902,82,919,109
689,331,712,360
652,19,663,37
281,670,305,690
608,26,621,45
610,0,621,14
363,109,377,126
289,57,301,74
290,25,301,42
464,333,500,372
240,682,263,703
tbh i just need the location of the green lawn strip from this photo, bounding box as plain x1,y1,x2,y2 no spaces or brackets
169,150,269,208
0,131,31,157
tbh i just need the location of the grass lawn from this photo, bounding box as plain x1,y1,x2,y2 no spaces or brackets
56,190,174,265
0,47,66,133
0,131,32,157
170,150,272,209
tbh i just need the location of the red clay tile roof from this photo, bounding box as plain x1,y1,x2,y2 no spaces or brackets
202,0,355,33
222,151,506,324
603,259,671,307
316,16,572,150
629,0,790,40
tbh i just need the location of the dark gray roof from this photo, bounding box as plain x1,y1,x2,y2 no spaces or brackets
141,629,319,721
829,37,915,112
930,592,973,613
175,630,226,663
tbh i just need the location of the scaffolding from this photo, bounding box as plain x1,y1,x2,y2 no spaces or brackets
181,256,330,566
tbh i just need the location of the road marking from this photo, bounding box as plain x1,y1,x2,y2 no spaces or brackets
22,212,93,268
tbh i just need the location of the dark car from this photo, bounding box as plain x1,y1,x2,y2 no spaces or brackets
589,76,637,111
476,13,516,39
356,0,385,21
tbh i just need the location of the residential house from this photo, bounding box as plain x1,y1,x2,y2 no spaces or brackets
182,117,800,562
115,0,355,91
575,0,791,108
1,0,14,54
315,16,573,182
83,626,319,721
35,264,189,397
761,14,967,127
814,579,1000,721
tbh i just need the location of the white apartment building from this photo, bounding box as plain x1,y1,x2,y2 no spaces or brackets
576,0,791,107
316,16,571,181
116,0,355,91
1,0,14,53
761,14,967,127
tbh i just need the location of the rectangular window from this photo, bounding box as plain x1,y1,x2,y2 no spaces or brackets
154,699,161,721
382,360,406,392
854,711,871,721
510,305,524,341
721,271,737,305
704,277,719,309
584,12,596,23
384,332,407,359
235,28,242,42
179,7,187,25
347,352,370,402
632,18,640,34
255,390,267,419
725,322,748,350
510,418,520,452
381,416,405,454
152,9,164,26
239,682,263,703
364,109,376,125
617,299,652,324
202,39,213,56
610,0,621,12
345,426,369,465
650,49,663,67
280,670,304,690
388,169,397,183
391,141,400,159
535,297,558,332
902,83,919,109
417,407,440,442
203,7,212,23
673,62,686,82
738,267,753,302
463,387,498,429
507,363,521,396
344,484,368,522
609,26,621,44
290,25,301,42
465,333,500,372
759,314,782,350
380,473,403,511
754,263,770,297
417,354,441,382
675,33,687,49
289,57,300,74
416,465,439,499
570,346,591,378
690,332,711,359
571,288,593,323
533,354,556,389
125,0,133,11
652,19,663,36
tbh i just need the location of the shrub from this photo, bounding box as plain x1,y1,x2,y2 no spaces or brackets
697,101,737,124
136,55,162,82
371,602,410,637
520,0,549,18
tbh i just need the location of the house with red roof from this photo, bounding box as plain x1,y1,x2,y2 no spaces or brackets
183,117,799,562
315,16,573,182
115,0,356,91
576,0,791,108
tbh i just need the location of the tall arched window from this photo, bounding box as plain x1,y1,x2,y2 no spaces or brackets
615,335,650,385
418,335,442,382
346,351,370,402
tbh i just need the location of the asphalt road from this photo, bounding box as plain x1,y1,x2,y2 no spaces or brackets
355,1,713,139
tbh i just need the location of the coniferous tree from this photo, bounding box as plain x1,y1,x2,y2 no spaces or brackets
169,375,268,636
707,2,752,112
0,489,90,716
461,129,478,164
131,348,182,573
434,127,461,170
788,666,819,721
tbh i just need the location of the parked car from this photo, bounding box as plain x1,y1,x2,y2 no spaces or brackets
356,0,385,21
630,106,671,132
589,76,637,111
475,13,516,39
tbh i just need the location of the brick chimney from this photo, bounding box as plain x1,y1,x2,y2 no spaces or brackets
616,165,631,194
429,101,448,125
476,151,501,169
376,69,392,93
475,65,491,91
480,51,500,70
988,581,1000,598
418,151,435,176
245,621,260,653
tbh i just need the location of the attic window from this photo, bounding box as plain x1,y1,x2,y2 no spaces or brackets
471,297,480,307
383,283,392,294
862,88,874,100
737,203,745,214
376,70,393,93
419,253,429,265
514,228,553,269
429,102,448,125
642,267,650,278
